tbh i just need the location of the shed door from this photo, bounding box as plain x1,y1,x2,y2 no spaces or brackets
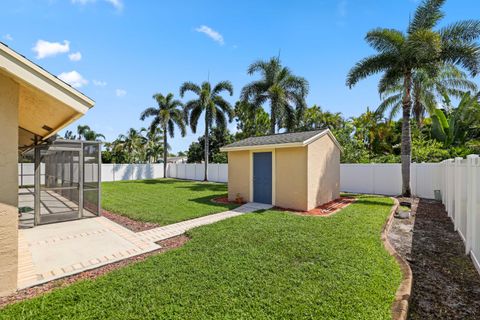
253,152,272,204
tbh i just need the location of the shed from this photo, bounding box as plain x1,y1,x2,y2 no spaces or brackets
220,129,341,211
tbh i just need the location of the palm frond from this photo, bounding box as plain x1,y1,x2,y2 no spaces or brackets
139,107,158,120
179,81,201,97
366,28,405,53
440,20,480,42
346,53,397,88
214,107,227,129
408,0,445,34
212,80,234,96
441,42,480,76
376,93,402,116
378,68,403,94
212,96,234,121
189,105,203,133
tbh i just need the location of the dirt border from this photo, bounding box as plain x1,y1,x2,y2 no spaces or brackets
382,197,413,320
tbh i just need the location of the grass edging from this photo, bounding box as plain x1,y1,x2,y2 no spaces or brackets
382,197,413,320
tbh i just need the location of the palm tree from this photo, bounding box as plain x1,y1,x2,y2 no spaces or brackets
140,93,186,176
241,56,309,134
116,128,147,163
76,125,105,141
180,81,234,181
377,64,477,126
144,126,165,163
346,0,480,196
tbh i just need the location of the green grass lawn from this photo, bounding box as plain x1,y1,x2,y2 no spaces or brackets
101,179,239,225
1,195,401,319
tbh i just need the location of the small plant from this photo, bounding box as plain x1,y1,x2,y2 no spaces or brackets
235,193,244,204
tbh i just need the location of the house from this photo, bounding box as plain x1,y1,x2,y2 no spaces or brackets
0,42,95,296
167,156,187,164
220,129,341,211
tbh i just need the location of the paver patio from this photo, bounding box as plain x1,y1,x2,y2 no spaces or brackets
17,202,272,289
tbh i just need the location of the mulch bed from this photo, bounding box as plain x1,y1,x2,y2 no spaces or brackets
210,197,243,205
101,210,160,232
389,198,480,319
0,235,189,309
279,197,356,216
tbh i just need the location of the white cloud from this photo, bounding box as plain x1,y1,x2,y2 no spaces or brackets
33,40,70,59
337,0,347,17
105,0,123,10
93,79,107,86
68,51,82,61
71,0,95,4
71,0,123,10
195,25,224,45
58,71,88,88
116,89,127,97
3,34,13,41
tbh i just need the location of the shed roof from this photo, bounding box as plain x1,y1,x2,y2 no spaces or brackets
220,129,342,152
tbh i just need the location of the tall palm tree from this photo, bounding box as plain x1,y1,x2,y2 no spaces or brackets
241,56,309,134
346,0,480,196
180,81,234,181
140,93,186,177
377,64,477,126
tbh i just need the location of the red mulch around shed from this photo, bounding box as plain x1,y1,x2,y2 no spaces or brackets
278,197,356,216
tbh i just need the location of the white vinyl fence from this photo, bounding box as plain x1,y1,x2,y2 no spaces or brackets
340,163,443,199
101,164,164,182
440,156,480,273
166,163,228,183
18,163,229,185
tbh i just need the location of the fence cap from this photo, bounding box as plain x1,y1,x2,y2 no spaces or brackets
466,154,479,159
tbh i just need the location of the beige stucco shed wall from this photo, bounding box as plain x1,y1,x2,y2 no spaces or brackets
307,135,341,210
275,147,308,211
0,72,19,297
227,150,251,202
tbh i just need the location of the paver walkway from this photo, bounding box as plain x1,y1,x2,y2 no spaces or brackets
18,202,272,289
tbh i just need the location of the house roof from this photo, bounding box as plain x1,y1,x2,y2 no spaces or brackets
220,129,342,152
0,42,94,110
0,42,95,150
167,156,187,162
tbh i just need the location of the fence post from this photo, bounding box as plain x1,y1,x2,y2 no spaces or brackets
454,157,463,231
466,155,479,255
446,159,454,219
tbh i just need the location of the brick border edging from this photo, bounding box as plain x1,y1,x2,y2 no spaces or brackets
382,197,413,320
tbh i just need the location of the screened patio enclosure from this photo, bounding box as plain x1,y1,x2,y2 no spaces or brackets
19,139,101,228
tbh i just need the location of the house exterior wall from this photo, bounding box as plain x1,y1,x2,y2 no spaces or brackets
227,151,251,202
307,135,341,210
275,147,308,211
0,73,19,296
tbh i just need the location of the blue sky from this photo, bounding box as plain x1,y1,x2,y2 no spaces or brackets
1,0,479,153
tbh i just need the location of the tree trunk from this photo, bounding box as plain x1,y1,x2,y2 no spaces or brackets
204,113,209,181
413,83,423,127
270,101,276,134
401,72,413,197
203,115,210,181
163,125,168,179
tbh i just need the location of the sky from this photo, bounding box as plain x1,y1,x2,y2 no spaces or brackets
1,0,479,153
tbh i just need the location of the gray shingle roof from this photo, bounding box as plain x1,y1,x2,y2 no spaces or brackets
222,130,327,149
